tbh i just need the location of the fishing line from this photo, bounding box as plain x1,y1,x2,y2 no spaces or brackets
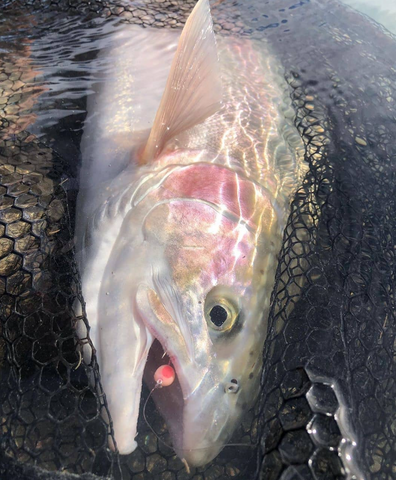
143,381,172,449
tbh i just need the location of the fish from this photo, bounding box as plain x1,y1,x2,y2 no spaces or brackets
75,0,306,468
1,0,396,477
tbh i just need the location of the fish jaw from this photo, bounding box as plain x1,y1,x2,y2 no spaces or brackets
76,186,163,456
179,376,231,466
81,238,155,455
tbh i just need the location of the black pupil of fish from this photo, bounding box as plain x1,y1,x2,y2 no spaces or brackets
209,305,228,327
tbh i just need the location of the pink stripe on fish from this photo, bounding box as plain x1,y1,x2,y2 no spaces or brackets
159,163,273,230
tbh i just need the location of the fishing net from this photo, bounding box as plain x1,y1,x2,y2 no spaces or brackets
0,0,396,479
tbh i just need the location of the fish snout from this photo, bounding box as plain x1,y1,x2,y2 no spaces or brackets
177,379,235,466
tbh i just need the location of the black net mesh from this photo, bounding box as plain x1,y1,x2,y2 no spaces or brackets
256,3,396,477
0,127,117,477
1,0,396,479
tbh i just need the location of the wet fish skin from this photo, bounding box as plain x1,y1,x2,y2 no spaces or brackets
2,0,395,477
76,0,305,466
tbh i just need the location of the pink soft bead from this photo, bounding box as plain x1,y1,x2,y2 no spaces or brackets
154,365,175,387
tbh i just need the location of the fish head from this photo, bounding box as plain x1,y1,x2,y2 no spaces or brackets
77,0,295,465
137,162,283,466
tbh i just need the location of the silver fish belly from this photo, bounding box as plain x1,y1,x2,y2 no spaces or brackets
75,0,306,467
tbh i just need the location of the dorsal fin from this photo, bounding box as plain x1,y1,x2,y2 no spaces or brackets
141,0,222,163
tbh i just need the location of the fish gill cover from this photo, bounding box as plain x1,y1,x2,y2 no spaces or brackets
0,0,395,479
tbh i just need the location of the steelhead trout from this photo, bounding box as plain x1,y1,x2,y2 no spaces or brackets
75,0,305,467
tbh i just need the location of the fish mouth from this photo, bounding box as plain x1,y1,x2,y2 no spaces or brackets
137,284,224,466
143,340,225,467
143,339,185,454
136,283,189,454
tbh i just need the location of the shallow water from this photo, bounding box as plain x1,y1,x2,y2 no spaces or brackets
1,0,396,479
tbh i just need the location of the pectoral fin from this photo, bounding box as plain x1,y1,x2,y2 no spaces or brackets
141,0,222,163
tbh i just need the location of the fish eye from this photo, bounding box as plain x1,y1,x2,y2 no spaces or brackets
204,289,239,331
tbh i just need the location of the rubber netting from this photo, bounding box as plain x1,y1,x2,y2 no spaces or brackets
1,0,396,479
